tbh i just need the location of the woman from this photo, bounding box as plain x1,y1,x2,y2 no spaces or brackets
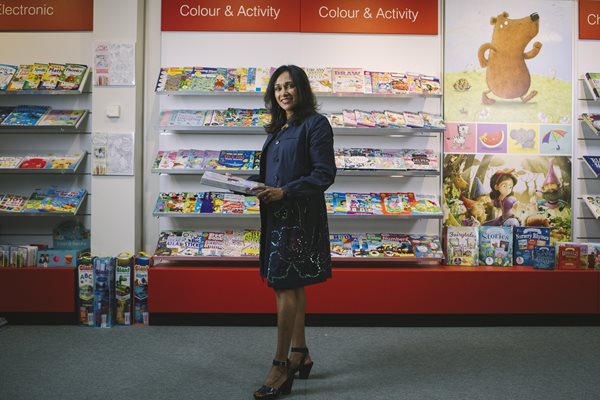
250,65,336,399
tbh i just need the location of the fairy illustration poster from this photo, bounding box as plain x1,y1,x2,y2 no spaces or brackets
443,154,572,242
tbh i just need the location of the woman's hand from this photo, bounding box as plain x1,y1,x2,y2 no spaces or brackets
254,186,285,204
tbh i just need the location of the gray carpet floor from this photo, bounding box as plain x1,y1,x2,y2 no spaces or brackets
1,324,599,400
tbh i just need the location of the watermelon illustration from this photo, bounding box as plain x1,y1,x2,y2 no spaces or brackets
480,130,504,148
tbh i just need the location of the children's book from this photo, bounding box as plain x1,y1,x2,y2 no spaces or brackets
329,233,355,257
329,113,345,128
39,63,65,90
533,246,555,270
200,231,225,256
324,193,334,214
201,150,220,169
445,226,479,266
0,194,28,212
254,67,273,92
419,75,442,95
406,72,423,93
584,72,600,100
583,195,600,219
304,67,333,93
157,150,178,169
38,110,86,126
583,155,600,177
369,71,393,94
154,67,168,91
478,226,513,266
7,64,32,91
225,68,237,92
179,231,202,256
381,233,412,257
209,109,226,126
186,149,205,169
403,111,425,128
18,156,51,169
183,192,201,213
243,195,260,214
235,67,248,92
420,112,445,129
200,171,263,194
0,64,17,91
47,154,82,170
390,72,409,94
152,151,165,170
332,192,349,214
1,105,50,126
177,67,194,91
332,68,364,94
154,230,183,256
371,111,388,128
384,110,406,128
557,244,582,269
370,193,384,215
513,227,551,266
173,149,189,169
380,192,414,215
167,110,206,126
354,110,376,127
241,229,260,256
373,149,405,170
588,245,600,270
56,64,87,91
246,67,256,92
403,149,438,171
92,257,116,328
346,193,373,215
0,156,23,169
342,109,358,127
411,194,442,215
581,113,600,135
222,193,245,214
188,67,217,91
223,230,244,257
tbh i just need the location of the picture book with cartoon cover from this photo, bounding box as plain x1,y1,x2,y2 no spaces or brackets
332,192,349,214
583,155,600,177
154,192,185,214
372,149,405,170
176,67,194,91
371,111,388,127
243,195,260,214
39,63,65,90
342,109,358,127
160,67,184,92
346,193,372,214
200,192,224,214
200,231,225,256
223,230,244,257
355,110,376,127
179,231,202,256
246,67,256,92
157,150,178,169
324,193,334,214
583,195,600,219
406,72,422,93
152,151,165,169
513,227,551,266
384,110,406,127
168,110,206,126
0,106,14,123
380,192,414,215
38,110,86,126
419,75,442,95
368,71,393,94
186,149,205,169
174,149,189,169
533,246,555,270
420,112,445,129
403,149,438,171
39,188,87,214
18,156,51,169
403,111,425,128
0,64,17,91
201,150,220,169
222,193,245,214
56,64,87,91
154,230,183,256
411,194,442,215
581,113,600,135
24,62,50,89
209,109,226,126
254,67,273,92
332,68,364,94
188,67,217,91
557,244,582,269
329,233,355,257
241,229,260,256
1,105,50,126
478,226,513,266
390,72,409,94
0,194,28,212
381,233,412,257
445,226,479,266
0,156,23,169
304,67,333,93
235,67,248,92
370,193,384,215
6,64,32,91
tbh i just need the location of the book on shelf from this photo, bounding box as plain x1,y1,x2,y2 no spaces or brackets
177,67,194,91
223,230,244,257
254,67,273,92
384,110,406,127
0,64,17,91
0,156,23,168
478,226,513,266
411,194,442,215
342,109,357,127
532,246,555,270
445,226,479,266
39,63,65,90
18,156,51,169
556,243,582,269
512,227,551,266
346,193,373,215
161,110,206,127
187,149,206,169
355,110,376,127
583,195,600,219
0,105,50,126
24,63,48,90
331,67,364,94
200,231,225,256
246,67,256,92
0,194,29,212
22,188,86,214
403,149,438,171
582,155,600,177
38,110,86,126
241,229,260,256
200,171,263,194
368,71,393,94
179,231,202,256
380,192,414,215
419,75,442,94
330,234,356,257
6,64,32,91
581,113,600,135
154,231,183,256
584,72,600,100
216,150,255,170
304,67,333,93
56,64,87,91
189,67,218,91
0,106,14,123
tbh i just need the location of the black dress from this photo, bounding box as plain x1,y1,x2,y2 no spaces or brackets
253,113,336,289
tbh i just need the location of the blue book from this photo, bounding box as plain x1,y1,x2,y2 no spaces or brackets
583,155,600,177
513,227,551,266
216,150,254,170
533,246,556,270
479,226,513,266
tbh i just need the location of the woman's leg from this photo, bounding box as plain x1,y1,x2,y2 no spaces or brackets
262,288,297,387
290,287,312,367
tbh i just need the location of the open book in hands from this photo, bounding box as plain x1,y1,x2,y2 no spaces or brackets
200,171,264,194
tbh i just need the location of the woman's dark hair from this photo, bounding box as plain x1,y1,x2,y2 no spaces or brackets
264,65,317,134
489,171,517,200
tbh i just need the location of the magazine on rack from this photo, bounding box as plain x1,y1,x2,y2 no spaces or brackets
582,155,600,177
200,171,263,194
584,72,600,100
583,195,600,219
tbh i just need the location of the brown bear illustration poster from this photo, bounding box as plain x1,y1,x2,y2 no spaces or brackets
443,154,572,243
444,1,573,125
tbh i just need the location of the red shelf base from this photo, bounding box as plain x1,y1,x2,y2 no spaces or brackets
0,267,76,313
148,265,600,315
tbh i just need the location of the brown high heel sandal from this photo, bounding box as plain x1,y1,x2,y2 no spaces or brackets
253,359,295,400
290,347,314,379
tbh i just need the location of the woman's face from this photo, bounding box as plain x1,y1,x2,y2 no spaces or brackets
274,71,297,118
495,178,513,197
